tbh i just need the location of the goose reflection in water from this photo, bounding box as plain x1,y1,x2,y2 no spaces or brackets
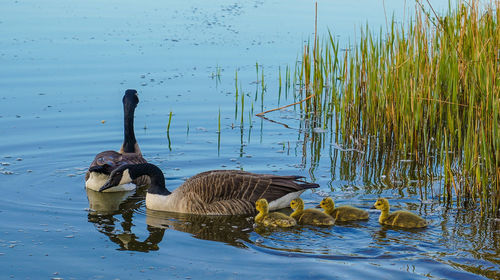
86,188,165,252
86,188,255,250
146,209,254,248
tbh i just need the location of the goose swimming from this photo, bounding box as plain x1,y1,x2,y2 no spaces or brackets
320,197,369,221
85,89,149,192
255,198,296,227
373,198,428,228
99,163,319,215
290,197,335,226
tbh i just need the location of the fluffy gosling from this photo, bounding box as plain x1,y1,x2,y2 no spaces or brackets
373,198,427,228
320,197,369,222
290,198,335,226
255,198,296,228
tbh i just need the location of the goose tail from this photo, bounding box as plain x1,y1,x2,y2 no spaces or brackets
298,182,320,190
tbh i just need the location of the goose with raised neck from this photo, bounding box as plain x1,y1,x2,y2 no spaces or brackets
85,89,148,192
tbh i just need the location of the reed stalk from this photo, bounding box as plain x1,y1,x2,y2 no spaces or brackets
294,0,499,214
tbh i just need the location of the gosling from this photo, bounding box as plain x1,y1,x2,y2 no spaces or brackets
320,197,369,222
255,198,296,228
290,198,335,226
373,198,427,228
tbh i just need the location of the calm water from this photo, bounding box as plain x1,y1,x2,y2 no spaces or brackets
1,0,498,279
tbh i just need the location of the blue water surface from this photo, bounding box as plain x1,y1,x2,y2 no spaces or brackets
1,0,498,279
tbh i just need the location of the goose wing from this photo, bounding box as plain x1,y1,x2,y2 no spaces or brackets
177,170,318,214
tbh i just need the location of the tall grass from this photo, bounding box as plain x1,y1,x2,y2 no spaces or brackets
296,1,499,214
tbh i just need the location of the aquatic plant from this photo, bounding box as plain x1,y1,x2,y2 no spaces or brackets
166,111,173,133
292,1,499,214
166,111,173,151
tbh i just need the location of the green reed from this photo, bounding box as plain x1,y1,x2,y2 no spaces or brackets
241,86,245,127
256,62,259,82
295,1,499,214
166,111,173,151
285,64,291,99
166,111,173,133
235,69,239,120
278,66,282,105
217,107,221,133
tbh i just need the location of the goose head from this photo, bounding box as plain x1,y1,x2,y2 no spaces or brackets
99,163,169,194
99,164,134,192
320,197,335,211
255,198,269,214
123,89,139,109
373,198,390,211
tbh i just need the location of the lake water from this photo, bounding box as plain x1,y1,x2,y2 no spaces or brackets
1,0,499,279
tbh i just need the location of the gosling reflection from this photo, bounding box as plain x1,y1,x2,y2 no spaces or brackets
371,227,389,246
146,209,254,248
86,188,165,252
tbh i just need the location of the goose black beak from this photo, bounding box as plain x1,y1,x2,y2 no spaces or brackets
371,205,377,209
315,204,322,209
99,181,114,192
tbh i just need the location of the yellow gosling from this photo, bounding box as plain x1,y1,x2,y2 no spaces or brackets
290,198,335,226
255,199,296,228
373,198,428,228
320,197,369,222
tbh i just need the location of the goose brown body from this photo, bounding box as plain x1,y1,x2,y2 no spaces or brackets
290,198,335,226
100,163,319,215
85,90,149,191
373,198,427,228
320,197,369,221
255,198,296,227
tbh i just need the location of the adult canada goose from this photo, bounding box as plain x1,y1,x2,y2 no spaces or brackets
99,163,319,215
290,197,335,226
255,198,296,228
320,197,369,222
85,89,149,192
372,198,428,228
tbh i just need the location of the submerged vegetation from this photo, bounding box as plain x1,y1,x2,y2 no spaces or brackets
289,1,499,214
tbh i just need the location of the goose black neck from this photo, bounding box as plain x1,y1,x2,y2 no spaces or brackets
129,163,171,195
122,97,138,153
